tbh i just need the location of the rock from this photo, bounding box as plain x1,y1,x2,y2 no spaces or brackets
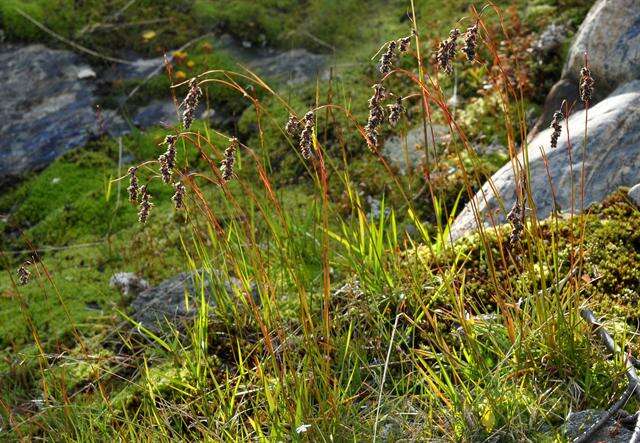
451,81,640,240
531,23,568,59
628,183,640,207
132,100,178,128
531,0,640,138
382,125,449,174
563,0,640,99
0,44,99,182
529,78,581,139
564,409,633,442
129,270,256,332
246,48,329,85
109,272,150,297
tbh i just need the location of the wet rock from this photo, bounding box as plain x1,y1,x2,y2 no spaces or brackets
0,44,99,182
451,80,640,240
109,272,150,297
564,409,633,442
129,270,256,332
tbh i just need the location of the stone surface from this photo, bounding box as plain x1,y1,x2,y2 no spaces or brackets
531,0,640,138
564,409,633,442
109,272,150,297
132,100,178,128
248,48,329,85
628,183,640,207
382,125,449,174
529,78,581,139
531,23,568,59
451,81,640,240
0,44,99,182
130,270,256,332
563,0,640,98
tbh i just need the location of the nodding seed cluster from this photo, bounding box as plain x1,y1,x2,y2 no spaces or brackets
181,78,202,130
221,137,238,182
436,28,460,75
171,182,186,209
17,261,31,286
462,22,479,62
379,40,398,75
127,167,139,203
299,111,315,160
159,135,178,183
506,179,526,250
387,96,404,127
398,36,411,53
579,66,595,104
285,114,302,137
365,84,387,151
550,110,564,149
138,185,153,224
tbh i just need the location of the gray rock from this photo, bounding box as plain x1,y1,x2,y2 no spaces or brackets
628,183,640,207
529,78,581,139
531,0,640,138
382,125,449,174
109,272,150,297
132,100,178,128
451,81,640,240
531,23,568,59
563,0,640,99
0,44,99,181
129,270,256,332
246,48,329,85
564,409,632,442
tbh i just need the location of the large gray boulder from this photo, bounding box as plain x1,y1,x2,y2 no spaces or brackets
0,44,99,182
531,0,640,137
451,81,640,240
563,0,640,98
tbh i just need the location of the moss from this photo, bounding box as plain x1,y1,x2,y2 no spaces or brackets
409,189,640,320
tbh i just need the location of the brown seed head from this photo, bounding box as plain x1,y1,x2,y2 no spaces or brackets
17,262,31,286
171,182,186,209
181,78,202,130
436,28,460,74
379,40,398,75
127,166,139,203
299,111,315,160
138,185,153,224
285,114,302,137
549,110,564,149
462,22,479,62
579,66,595,104
387,96,404,127
221,137,238,182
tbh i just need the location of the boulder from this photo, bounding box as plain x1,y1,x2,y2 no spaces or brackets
629,183,640,207
563,0,640,99
0,44,99,182
531,0,640,137
564,409,633,442
451,81,640,240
